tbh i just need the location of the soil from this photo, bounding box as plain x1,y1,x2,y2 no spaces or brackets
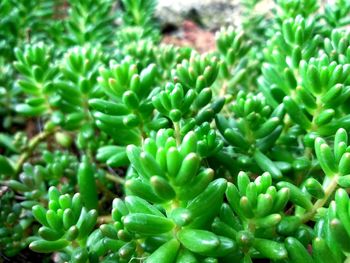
0,248,52,263
162,20,216,53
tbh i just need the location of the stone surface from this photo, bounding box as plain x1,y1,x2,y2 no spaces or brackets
156,0,242,31
158,0,275,53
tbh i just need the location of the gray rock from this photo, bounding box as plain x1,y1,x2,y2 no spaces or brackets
156,0,242,31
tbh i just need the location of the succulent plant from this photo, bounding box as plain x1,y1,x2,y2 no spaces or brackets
1,0,350,262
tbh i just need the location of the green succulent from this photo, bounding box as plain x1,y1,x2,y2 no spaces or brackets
2,0,350,262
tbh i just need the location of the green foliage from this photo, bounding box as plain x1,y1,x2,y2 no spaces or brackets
30,186,99,261
120,0,158,36
62,0,116,47
0,188,30,257
2,0,350,262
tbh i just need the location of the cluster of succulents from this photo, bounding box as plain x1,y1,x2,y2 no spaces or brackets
1,0,350,262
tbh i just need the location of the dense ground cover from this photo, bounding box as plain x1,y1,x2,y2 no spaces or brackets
1,0,350,262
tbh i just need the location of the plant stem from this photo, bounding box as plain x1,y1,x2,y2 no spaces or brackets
301,175,339,223
15,129,54,177
174,122,181,146
105,173,125,184
97,215,112,224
